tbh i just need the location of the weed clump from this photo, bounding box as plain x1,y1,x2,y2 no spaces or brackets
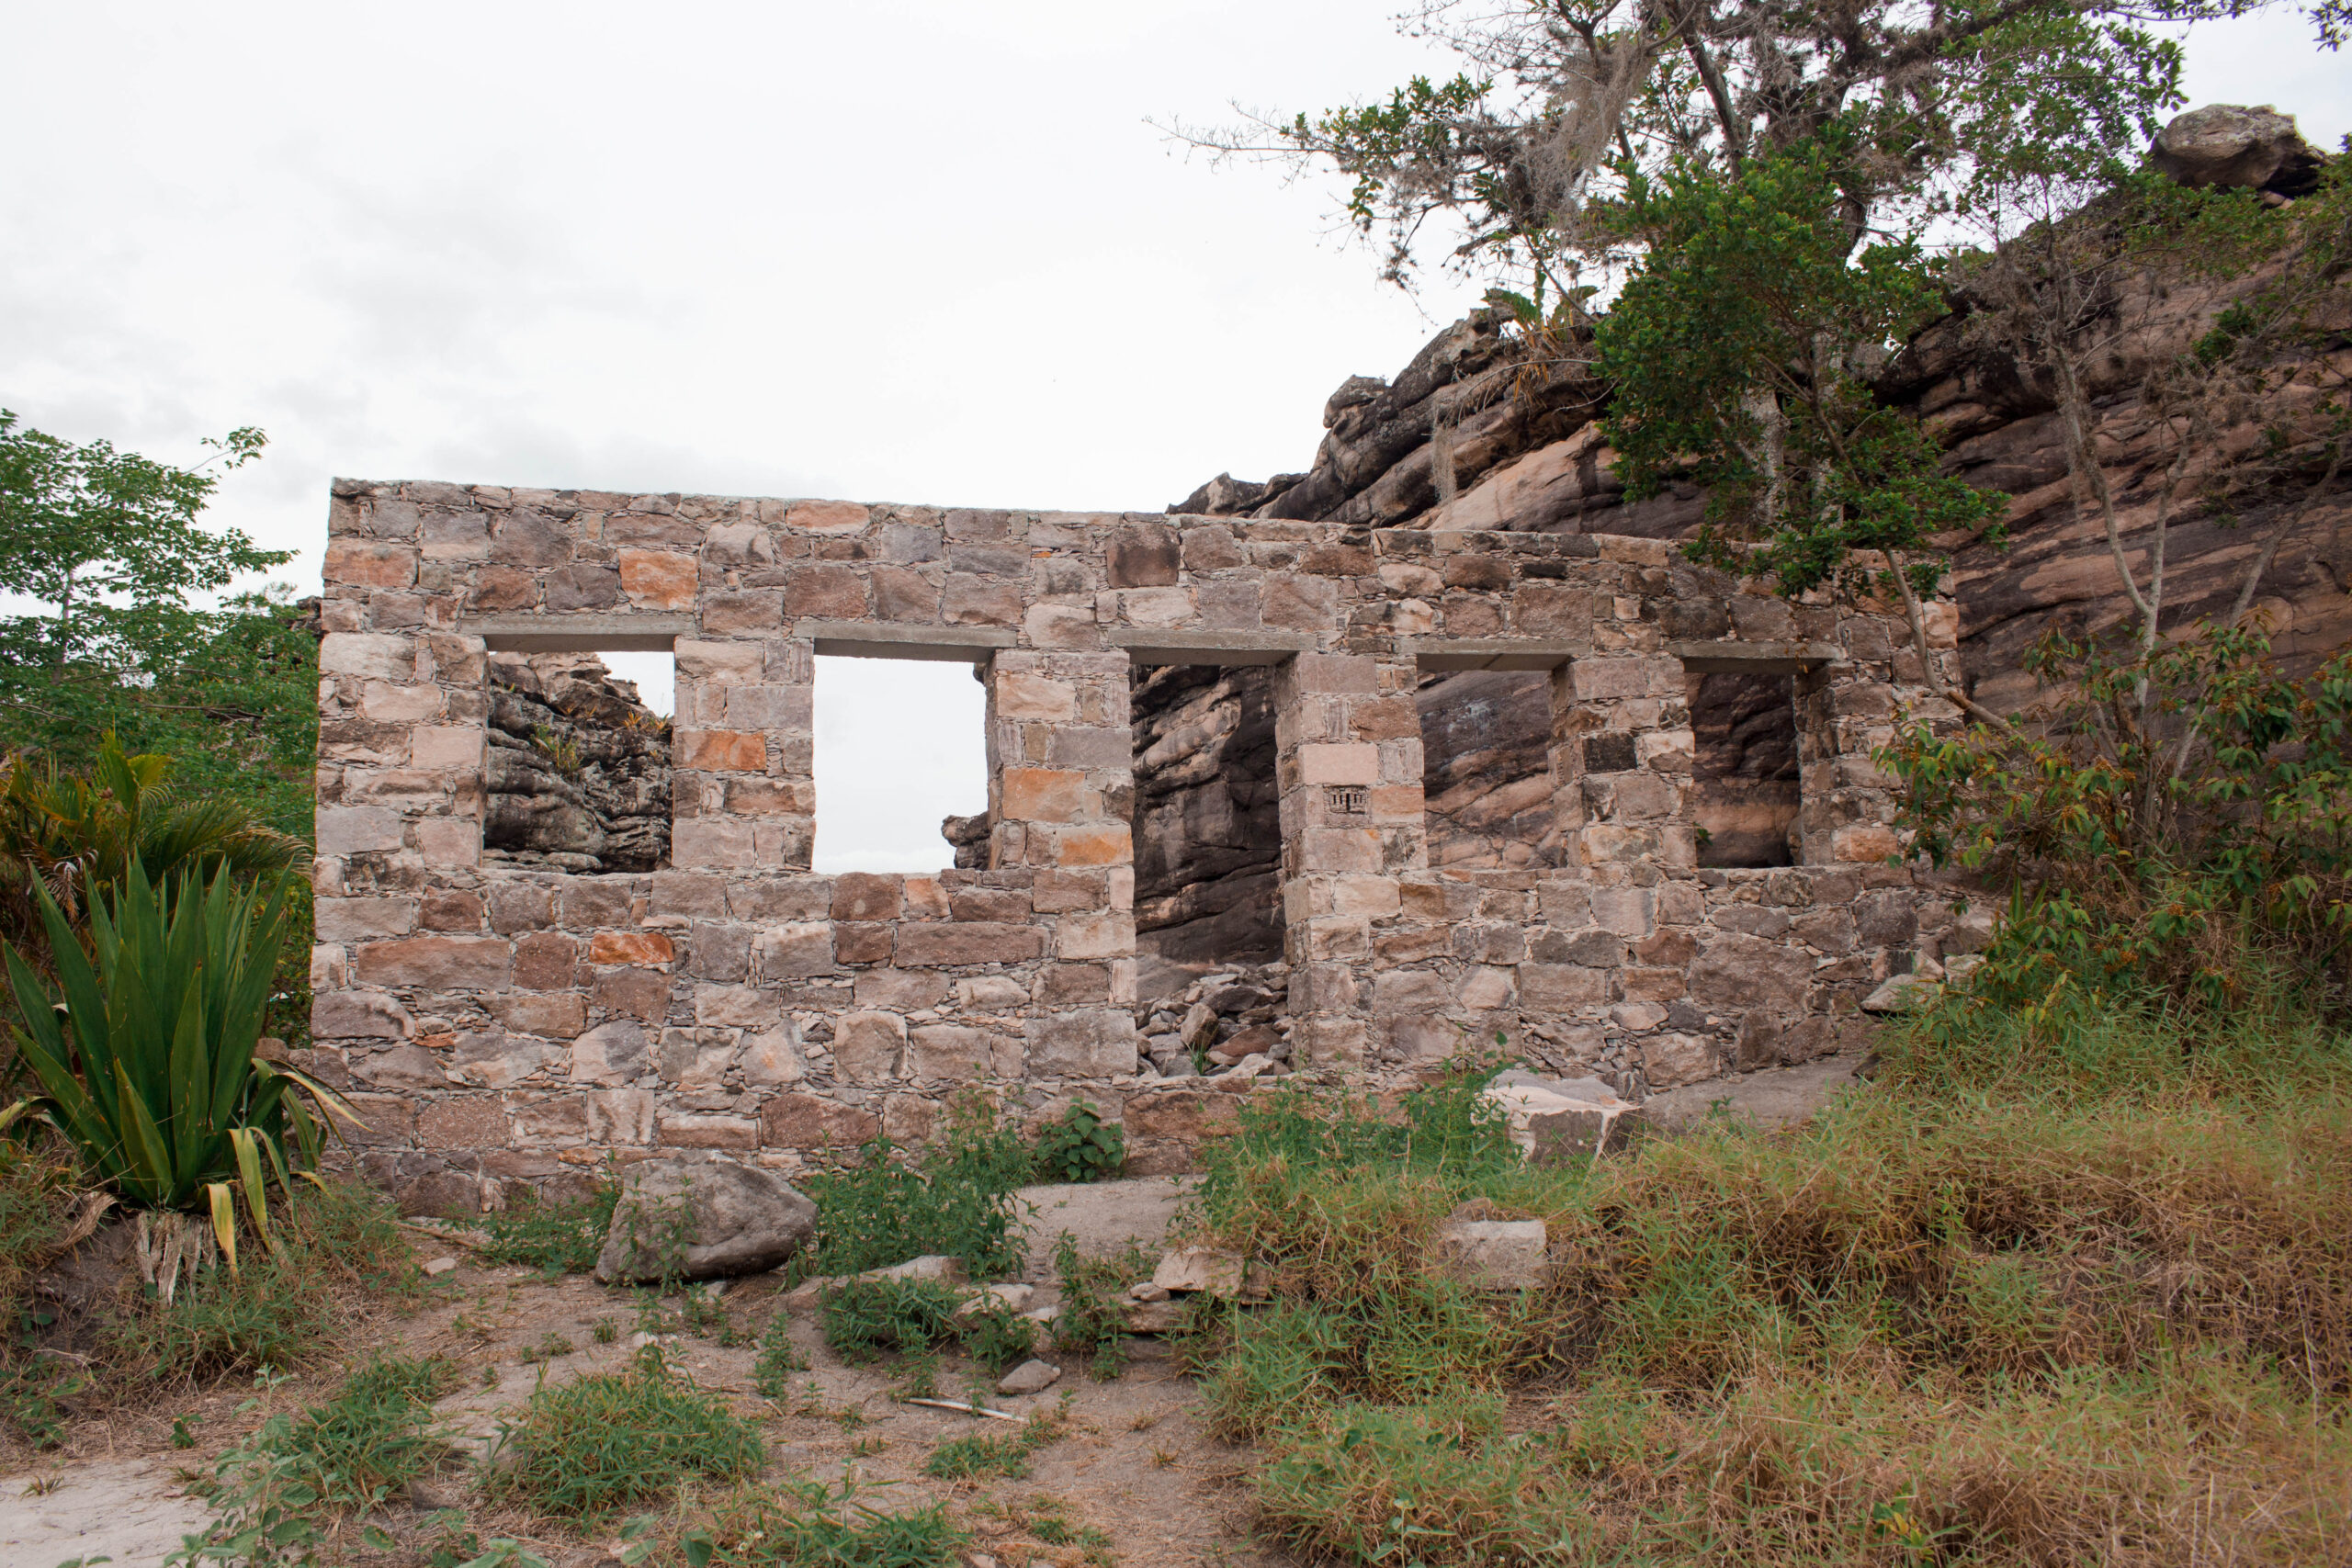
476,1177,618,1276
820,1277,963,1363
487,1345,763,1519
801,1094,1031,1279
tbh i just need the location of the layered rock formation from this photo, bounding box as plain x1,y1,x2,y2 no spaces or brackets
1134,106,2347,962
484,652,672,872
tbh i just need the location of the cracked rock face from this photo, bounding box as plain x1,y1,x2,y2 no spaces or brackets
485,652,672,872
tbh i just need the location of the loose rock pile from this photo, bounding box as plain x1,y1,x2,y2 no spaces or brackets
484,652,672,873
1131,959,1293,1082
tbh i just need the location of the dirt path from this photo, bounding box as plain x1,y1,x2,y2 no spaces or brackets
2,1177,1270,1568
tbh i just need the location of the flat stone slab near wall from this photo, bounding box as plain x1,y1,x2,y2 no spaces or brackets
311,480,1973,1213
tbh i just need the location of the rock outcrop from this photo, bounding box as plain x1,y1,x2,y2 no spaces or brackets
1132,106,2348,962
485,652,672,872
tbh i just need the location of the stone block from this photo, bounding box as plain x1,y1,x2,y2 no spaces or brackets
491,992,588,1039
319,633,416,682
761,1092,881,1149
355,936,511,991
1432,1217,1549,1290
832,923,892,964
1053,825,1131,867
1024,1010,1136,1077
1000,767,1086,823
995,672,1076,720
833,1010,906,1082
1520,964,1615,1008
311,989,413,1040
1056,910,1132,960
830,873,903,921
512,931,579,989
757,922,837,978
1121,1089,1241,1141
1641,1032,1717,1088
317,806,405,856
1686,932,1813,1013
593,966,670,1022
675,729,767,772
314,897,417,943
418,1097,509,1149
741,1026,807,1083
1107,524,1181,587
618,548,699,609
908,1024,997,1079
589,931,674,966
896,922,1046,966
786,563,870,617
325,540,418,589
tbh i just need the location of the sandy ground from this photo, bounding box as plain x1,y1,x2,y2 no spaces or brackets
0,1175,1268,1568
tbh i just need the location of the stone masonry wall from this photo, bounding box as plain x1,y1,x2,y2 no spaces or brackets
312,479,1965,1213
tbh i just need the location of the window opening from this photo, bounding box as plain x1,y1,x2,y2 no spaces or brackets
1689,670,1800,867
1129,662,1283,1074
811,654,987,874
485,649,673,872
1418,669,1568,870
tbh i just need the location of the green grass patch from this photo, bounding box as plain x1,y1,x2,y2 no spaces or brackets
752,1312,808,1398
820,1277,962,1363
487,1345,763,1520
476,1176,619,1276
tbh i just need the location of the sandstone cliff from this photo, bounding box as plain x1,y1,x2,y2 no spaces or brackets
1134,107,2349,974
484,652,672,873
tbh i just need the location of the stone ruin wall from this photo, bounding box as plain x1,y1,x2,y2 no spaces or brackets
309,479,1976,1214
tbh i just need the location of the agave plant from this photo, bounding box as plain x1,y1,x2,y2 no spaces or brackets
2,859,352,1264
0,737,301,969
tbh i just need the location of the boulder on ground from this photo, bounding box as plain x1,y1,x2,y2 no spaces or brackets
593,1159,817,1283
996,1359,1062,1396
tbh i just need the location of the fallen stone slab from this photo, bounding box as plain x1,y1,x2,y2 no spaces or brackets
594,1159,817,1283
1151,1247,1244,1297
1634,1053,1863,1135
954,1282,1035,1319
1431,1216,1549,1291
1122,1298,1188,1333
781,1253,969,1311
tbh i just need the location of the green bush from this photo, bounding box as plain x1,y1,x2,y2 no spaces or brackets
3,856,345,1254
1030,1101,1124,1183
819,1277,962,1363
487,1345,763,1520
1885,628,2352,1013
477,1177,619,1276
802,1094,1030,1279
1049,1233,1160,1381
955,1298,1036,1371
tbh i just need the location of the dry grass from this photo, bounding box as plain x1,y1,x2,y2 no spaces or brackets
1182,1002,2352,1565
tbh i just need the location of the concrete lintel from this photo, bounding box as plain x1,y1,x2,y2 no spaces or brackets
1108,628,1314,666
460,613,694,652
1670,639,1843,673
1405,637,1589,672
797,620,1017,662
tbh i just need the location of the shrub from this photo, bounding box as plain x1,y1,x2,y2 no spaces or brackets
487,1345,763,1519
1884,628,2352,1013
801,1094,1030,1279
820,1277,962,1363
3,859,347,1256
923,1428,1037,1480
1030,1102,1124,1183
1254,1400,1584,1567
477,1177,619,1276
955,1298,1036,1372
1049,1234,1159,1380
751,1313,808,1398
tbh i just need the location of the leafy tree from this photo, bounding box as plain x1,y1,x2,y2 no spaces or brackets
0,413,313,840
1595,135,2007,718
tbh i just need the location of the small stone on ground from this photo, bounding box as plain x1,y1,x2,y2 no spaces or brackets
997,1359,1062,1396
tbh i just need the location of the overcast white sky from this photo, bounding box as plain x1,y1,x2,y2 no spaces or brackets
2,2,2341,872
